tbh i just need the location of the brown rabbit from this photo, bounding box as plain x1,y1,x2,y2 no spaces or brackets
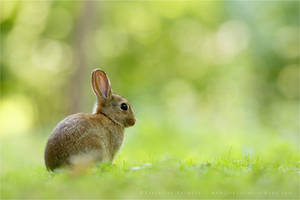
44,69,136,171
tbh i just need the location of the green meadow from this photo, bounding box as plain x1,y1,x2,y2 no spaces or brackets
1,125,299,199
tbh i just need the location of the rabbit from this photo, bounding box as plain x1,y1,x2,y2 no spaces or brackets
44,69,136,171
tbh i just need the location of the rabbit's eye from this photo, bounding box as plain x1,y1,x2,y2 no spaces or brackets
120,103,128,111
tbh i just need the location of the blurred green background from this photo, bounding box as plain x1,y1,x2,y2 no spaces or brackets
0,1,299,199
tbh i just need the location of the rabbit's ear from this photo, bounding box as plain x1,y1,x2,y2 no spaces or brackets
91,69,112,102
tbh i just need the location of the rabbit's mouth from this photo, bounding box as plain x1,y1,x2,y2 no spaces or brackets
125,118,136,127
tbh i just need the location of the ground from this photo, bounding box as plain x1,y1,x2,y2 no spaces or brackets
0,130,299,199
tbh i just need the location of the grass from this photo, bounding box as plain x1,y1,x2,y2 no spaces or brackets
1,154,299,199
0,127,299,199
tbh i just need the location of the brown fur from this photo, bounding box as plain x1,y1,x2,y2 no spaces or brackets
44,69,135,170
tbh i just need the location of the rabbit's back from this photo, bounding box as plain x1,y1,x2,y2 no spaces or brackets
44,113,124,170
